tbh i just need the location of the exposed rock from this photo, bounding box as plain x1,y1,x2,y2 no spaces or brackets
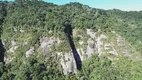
79,40,84,45
86,29,96,38
109,43,118,56
39,37,60,54
77,48,86,60
57,52,77,74
22,42,28,46
11,40,16,46
77,29,135,59
8,46,18,53
7,41,28,53
104,43,111,50
57,30,111,74
25,46,35,57
48,30,53,34
5,29,139,75
7,40,18,53
14,27,17,32
20,29,24,33
86,38,95,57
95,34,107,56
4,57,13,64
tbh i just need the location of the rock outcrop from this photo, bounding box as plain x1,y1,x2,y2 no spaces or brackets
25,46,35,57
39,37,60,54
57,52,77,74
4,29,139,74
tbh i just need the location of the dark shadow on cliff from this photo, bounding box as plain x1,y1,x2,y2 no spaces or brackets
0,2,6,63
0,2,7,77
0,39,5,63
64,22,82,70
0,39,5,77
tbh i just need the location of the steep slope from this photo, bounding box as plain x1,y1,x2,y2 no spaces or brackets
0,1,142,80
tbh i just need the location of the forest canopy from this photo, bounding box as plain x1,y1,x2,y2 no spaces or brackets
0,0,142,80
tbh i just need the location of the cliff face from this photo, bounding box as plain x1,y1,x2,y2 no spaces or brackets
59,29,140,74
0,1,142,79
3,29,140,74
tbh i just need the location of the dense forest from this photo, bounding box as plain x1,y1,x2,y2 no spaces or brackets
0,0,142,80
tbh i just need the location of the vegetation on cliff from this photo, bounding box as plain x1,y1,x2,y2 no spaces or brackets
0,0,142,80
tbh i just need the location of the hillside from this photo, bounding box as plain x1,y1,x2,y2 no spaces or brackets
0,0,142,80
